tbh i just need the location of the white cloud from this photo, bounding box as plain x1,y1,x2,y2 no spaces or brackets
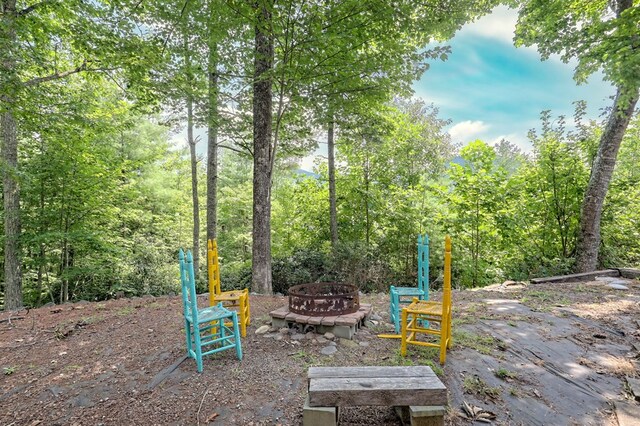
489,133,533,153
461,6,518,44
448,120,490,143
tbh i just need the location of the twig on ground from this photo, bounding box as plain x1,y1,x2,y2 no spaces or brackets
0,317,25,324
196,388,210,426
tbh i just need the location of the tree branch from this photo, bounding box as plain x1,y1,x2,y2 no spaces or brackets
219,143,251,156
23,61,88,87
17,0,55,17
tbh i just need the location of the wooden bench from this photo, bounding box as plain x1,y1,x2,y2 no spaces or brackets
304,366,447,426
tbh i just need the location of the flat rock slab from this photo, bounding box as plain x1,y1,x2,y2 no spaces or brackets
615,401,640,426
320,346,337,356
607,283,629,290
446,298,634,425
270,306,289,319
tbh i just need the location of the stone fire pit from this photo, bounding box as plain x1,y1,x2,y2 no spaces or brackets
269,282,371,339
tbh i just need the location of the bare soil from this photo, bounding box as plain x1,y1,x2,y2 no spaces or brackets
1,277,639,425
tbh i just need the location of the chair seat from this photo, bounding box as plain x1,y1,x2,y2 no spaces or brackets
406,300,443,316
392,287,425,297
186,304,233,324
214,290,245,302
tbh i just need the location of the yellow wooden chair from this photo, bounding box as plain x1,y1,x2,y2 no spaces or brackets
208,239,251,337
400,235,453,365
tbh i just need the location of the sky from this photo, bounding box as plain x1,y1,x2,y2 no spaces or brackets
412,5,615,152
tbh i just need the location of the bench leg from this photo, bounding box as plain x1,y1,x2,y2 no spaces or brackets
395,406,445,426
303,396,338,426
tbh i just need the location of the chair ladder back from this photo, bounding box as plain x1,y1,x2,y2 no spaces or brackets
179,249,190,319
179,249,199,321
443,236,452,311
207,239,222,304
417,234,429,299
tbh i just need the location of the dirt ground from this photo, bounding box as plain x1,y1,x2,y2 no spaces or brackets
1,276,639,425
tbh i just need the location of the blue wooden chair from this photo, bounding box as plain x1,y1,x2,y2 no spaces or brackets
390,234,429,333
179,249,242,372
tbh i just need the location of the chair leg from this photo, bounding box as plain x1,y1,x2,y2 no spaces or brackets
244,289,251,326
232,311,243,360
400,308,408,357
391,289,401,334
193,323,204,373
439,314,449,365
389,293,394,330
239,294,247,338
219,317,226,345
184,319,192,358
447,309,453,349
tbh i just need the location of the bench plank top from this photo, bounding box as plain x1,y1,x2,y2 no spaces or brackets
308,366,437,379
307,366,446,407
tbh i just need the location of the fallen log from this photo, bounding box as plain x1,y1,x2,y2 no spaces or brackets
530,269,619,284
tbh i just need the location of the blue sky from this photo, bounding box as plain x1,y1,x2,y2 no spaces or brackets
413,5,615,152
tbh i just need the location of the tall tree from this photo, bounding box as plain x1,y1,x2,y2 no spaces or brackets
185,30,201,275
206,0,220,243
1,0,22,310
449,141,504,287
515,0,640,272
327,118,338,247
252,0,274,294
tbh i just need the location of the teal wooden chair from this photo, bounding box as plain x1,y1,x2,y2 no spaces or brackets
179,249,242,372
390,234,429,333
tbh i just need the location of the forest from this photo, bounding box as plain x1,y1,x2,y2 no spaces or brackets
1,0,638,310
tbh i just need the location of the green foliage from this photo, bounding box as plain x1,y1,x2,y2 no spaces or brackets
3,0,640,308
600,115,640,266
449,140,506,287
495,368,518,380
272,249,333,295
463,375,502,399
515,0,640,93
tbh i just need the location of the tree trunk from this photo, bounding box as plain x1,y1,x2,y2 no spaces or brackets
206,0,219,244
60,211,70,303
188,99,200,274
185,32,200,275
1,0,22,310
575,85,639,272
1,110,22,310
252,0,274,294
363,149,370,248
36,160,46,306
328,119,338,248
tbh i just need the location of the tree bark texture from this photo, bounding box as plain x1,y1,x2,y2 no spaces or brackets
328,119,338,248
206,2,219,244
1,0,23,310
188,97,200,275
575,86,639,272
184,31,200,275
252,0,274,294
1,110,22,310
